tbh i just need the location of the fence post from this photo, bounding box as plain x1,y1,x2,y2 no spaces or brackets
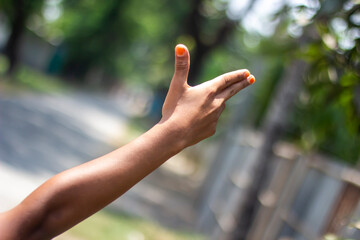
260,155,308,240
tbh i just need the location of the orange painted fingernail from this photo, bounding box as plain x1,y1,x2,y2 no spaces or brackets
248,75,255,84
175,45,186,56
244,70,250,78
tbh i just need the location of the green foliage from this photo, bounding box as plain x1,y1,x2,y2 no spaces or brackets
0,0,44,21
13,66,70,93
252,57,284,128
324,234,356,240
291,49,360,163
61,210,203,240
290,1,360,164
55,0,136,77
295,1,360,164
53,0,188,86
248,0,360,164
0,54,9,74
1,0,358,163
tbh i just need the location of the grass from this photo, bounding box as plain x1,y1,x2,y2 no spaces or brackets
13,66,70,93
56,210,203,240
0,55,70,94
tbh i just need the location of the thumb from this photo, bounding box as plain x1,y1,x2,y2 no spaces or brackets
173,44,190,86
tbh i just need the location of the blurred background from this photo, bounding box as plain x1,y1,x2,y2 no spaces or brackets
0,0,359,239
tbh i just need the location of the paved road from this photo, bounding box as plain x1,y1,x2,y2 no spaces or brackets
0,92,128,211
0,91,198,232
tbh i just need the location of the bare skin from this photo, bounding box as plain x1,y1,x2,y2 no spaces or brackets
0,44,255,240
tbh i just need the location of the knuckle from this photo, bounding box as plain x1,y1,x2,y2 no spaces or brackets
175,60,188,71
209,87,218,96
205,88,217,100
223,75,231,87
216,99,225,108
214,101,225,117
220,101,226,110
232,70,248,81
242,69,250,77
210,101,219,111
210,123,217,136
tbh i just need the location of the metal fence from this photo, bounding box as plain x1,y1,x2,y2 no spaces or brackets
196,128,360,240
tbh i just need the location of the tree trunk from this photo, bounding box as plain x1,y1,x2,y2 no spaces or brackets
229,59,308,240
185,0,258,85
184,0,238,86
4,0,27,75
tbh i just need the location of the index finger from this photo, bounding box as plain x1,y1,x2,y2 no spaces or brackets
211,69,250,92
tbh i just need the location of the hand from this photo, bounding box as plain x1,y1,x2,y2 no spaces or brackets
0,44,254,240
161,44,255,147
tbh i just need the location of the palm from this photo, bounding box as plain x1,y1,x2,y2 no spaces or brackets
161,44,255,147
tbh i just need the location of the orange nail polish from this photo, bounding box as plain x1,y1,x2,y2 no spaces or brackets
248,75,255,84
176,45,186,56
244,70,250,78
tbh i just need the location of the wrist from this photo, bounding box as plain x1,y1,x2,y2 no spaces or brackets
155,118,188,154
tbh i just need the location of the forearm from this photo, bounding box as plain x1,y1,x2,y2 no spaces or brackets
6,120,185,239
0,44,254,240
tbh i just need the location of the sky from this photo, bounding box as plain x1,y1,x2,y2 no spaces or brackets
228,0,285,36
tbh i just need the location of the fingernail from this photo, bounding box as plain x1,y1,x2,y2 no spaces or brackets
176,45,186,56
244,70,250,78
247,75,255,84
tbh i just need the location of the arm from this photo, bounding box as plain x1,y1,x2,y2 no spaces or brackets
0,44,255,240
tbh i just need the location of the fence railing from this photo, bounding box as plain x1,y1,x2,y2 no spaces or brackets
196,128,360,240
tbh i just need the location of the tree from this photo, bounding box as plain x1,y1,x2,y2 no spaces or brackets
0,0,44,75
182,0,258,86
230,1,360,239
56,0,134,83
